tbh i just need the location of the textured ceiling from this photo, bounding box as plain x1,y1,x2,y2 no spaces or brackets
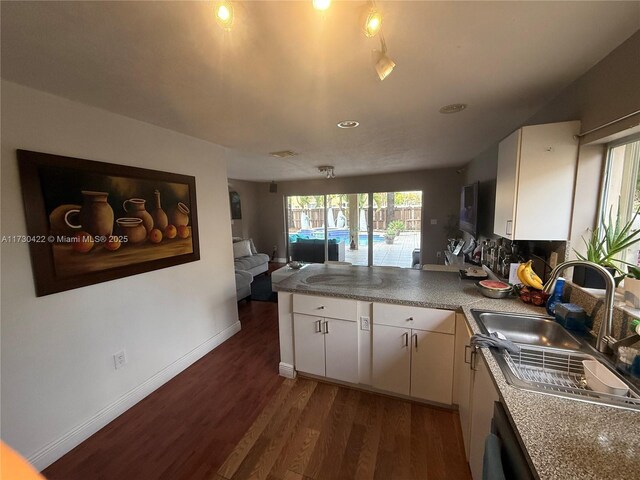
2,1,639,181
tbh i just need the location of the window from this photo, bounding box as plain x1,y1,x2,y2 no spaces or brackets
600,134,640,266
286,191,422,268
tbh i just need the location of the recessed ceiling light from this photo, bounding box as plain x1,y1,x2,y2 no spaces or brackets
214,1,234,30
269,150,298,158
337,120,359,129
439,104,468,114
312,0,331,11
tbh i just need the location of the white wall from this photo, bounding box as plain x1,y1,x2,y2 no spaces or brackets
0,81,239,469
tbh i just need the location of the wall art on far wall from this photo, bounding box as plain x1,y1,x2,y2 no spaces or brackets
17,149,200,296
229,191,242,220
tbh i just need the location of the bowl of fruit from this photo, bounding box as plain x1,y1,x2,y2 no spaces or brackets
515,261,550,305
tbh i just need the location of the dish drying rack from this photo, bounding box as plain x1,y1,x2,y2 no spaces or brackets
503,345,640,410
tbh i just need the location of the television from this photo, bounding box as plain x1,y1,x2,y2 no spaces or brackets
459,182,479,237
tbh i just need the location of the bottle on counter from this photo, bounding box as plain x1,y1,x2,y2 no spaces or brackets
546,277,566,316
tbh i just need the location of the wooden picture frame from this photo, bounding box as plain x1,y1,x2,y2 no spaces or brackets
17,149,200,296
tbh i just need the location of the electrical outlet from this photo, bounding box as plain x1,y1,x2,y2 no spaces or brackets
360,316,370,331
430,219,438,225
113,350,126,370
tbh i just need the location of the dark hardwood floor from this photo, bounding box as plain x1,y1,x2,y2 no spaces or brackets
43,300,284,480
44,286,470,480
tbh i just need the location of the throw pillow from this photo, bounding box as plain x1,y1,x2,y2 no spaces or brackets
233,240,252,259
232,237,243,243
249,238,258,255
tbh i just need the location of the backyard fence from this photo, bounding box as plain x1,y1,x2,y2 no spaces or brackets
288,206,422,231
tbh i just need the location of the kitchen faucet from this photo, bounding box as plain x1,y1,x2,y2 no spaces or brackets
543,260,615,353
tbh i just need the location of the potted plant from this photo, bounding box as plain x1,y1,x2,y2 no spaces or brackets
384,225,397,244
384,220,405,244
624,266,640,308
574,208,640,288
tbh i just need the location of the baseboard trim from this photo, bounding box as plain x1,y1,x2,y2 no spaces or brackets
29,320,242,471
278,362,296,379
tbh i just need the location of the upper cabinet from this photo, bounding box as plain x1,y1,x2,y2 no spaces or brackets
494,121,580,240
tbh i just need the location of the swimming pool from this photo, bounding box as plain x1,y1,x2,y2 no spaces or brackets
291,228,384,246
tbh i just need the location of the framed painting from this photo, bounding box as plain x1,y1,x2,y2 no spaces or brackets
16,149,200,296
229,191,242,220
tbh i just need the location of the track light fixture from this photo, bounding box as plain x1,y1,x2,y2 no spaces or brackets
361,4,382,37
318,166,336,179
372,34,395,81
214,1,234,30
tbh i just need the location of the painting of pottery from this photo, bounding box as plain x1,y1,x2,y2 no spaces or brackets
17,149,200,296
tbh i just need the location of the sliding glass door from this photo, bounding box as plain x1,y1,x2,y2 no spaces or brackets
286,191,421,268
372,191,422,268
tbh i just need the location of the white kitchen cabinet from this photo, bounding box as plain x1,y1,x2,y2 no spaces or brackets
372,303,455,404
494,120,580,240
410,329,455,404
468,354,500,480
372,323,411,396
453,314,474,460
293,312,358,384
293,313,326,377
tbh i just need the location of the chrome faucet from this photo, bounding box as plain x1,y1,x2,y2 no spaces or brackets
543,260,615,353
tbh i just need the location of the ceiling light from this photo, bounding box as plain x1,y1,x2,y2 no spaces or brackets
337,120,359,129
439,104,468,114
362,7,383,37
318,166,336,179
312,0,331,11
214,1,233,30
372,35,395,81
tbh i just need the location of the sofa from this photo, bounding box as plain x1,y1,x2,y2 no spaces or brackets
289,238,345,263
232,237,269,301
235,270,253,302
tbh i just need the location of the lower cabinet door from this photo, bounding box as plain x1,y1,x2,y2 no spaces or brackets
410,330,455,404
293,313,325,377
372,324,411,396
469,355,500,480
324,318,358,383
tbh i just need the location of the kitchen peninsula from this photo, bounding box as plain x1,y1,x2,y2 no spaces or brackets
273,264,640,480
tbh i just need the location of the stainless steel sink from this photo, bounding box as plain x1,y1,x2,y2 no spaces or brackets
474,311,582,350
471,309,640,411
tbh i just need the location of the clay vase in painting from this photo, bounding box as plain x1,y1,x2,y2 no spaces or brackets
168,202,190,227
151,190,168,231
50,204,81,236
122,198,154,233
65,191,114,237
116,218,147,244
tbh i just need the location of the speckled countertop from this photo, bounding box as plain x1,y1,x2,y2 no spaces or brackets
273,264,640,480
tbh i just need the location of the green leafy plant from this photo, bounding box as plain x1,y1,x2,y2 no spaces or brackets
387,220,405,235
627,266,640,280
575,207,640,282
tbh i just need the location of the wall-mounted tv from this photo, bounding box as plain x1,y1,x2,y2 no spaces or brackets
460,182,479,237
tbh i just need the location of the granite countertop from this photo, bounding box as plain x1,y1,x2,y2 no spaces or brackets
273,264,640,480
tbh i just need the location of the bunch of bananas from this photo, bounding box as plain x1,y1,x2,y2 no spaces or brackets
517,260,544,290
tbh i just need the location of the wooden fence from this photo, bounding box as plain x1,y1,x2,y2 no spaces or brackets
288,206,421,231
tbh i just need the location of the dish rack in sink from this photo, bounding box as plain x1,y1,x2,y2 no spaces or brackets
502,345,640,411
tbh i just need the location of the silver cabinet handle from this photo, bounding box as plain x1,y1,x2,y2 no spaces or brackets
316,320,322,333
506,220,513,237
412,333,418,350
403,332,409,347
464,345,472,364
324,321,329,334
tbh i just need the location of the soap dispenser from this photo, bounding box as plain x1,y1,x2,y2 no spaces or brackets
546,277,566,316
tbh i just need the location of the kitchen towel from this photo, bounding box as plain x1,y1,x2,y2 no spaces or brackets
471,333,520,354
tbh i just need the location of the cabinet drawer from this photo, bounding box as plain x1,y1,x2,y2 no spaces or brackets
293,294,357,321
373,303,454,334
